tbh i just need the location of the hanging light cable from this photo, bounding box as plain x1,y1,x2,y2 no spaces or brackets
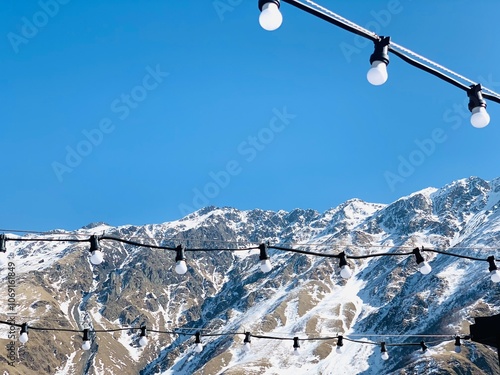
174,245,188,275
258,0,283,31
413,247,432,275
81,329,91,351
89,235,103,265
468,84,490,128
259,243,273,272
367,36,390,86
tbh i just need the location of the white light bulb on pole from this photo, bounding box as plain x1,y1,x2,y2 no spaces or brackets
380,342,389,360
336,336,344,354
19,323,29,344
338,252,352,279
0,234,7,266
468,84,490,128
488,256,500,283
258,0,283,31
139,326,148,347
367,36,390,86
89,235,103,265
81,329,91,350
174,245,188,275
194,332,203,353
413,248,432,275
259,243,273,273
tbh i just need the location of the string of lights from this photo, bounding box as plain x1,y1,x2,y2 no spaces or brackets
2,228,500,251
1,233,499,281
257,0,500,128
0,320,469,360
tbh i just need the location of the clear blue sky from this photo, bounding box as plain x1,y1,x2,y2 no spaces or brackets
1,0,499,231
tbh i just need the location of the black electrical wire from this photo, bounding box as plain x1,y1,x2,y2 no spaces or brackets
1,233,498,263
282,0,377,42
281,0,500,104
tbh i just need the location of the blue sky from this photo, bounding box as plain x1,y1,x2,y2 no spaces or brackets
1,0,500,231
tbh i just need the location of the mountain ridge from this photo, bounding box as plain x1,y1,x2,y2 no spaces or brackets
1,176,499,374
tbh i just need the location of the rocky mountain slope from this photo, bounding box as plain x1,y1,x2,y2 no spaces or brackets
1,176,500,374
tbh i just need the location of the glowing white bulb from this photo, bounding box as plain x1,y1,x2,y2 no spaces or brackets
418,261,432,275
90,250,103,265
260,259,272,273
367,61,388,86
195,343,204,353
336,346,344,354
454,345,462,354
259,2,283,31
82,340,91,351
381,351,389,360
175,260,188,275
19,332,28,344
340,265,352,279
491,270,500,283
0,251,7,267
243,342,251,352
470,106,490,128
139,336,148,347
292,348,300,356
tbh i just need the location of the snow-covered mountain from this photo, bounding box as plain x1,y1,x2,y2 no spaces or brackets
1,176,500,374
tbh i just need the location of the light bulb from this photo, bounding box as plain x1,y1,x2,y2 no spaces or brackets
336,346,344,354
19,332,28,344
175,260,188,275
139,336,148,347
260,259,272,273
259,2,282,31
367,61,388,86
340,265,352,279
0,251,7,267
90,250,103,265
381,351,389,360
292,348,300,356
243,342,251,352
418,261,432,275
454,345,462,353
470,106,490,128
491,270,500,283
82,340,91,351
195,343,204,353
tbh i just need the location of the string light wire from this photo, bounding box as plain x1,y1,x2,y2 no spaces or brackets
282,0,500,102
0,319,468,352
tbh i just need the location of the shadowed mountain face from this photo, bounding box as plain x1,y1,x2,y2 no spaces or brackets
1,176,500,374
